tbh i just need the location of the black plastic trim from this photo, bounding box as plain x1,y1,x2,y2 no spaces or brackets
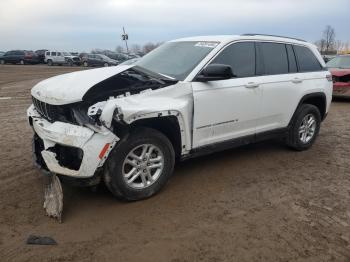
182,127,287,161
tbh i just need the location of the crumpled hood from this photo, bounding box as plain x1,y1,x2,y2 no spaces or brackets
31,65,132,105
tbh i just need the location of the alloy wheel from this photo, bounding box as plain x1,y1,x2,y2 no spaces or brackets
298,114,317,144
122,144,164,189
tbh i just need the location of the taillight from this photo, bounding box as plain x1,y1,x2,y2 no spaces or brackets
326,74,333,82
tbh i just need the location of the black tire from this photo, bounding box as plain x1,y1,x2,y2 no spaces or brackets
20,60,25,65
104,127,175,201
0,59,5,65
67,60,73,66
83,61,88,67
47,60,53,66
286,104,321,151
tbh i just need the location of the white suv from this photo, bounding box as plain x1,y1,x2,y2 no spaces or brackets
45,51,81,66
28,34,332,201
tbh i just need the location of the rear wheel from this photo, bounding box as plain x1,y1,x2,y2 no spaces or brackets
0,60,4,65
286,104,321,151
104,62,109,67
104,127,175,201
47,59,53,66
83,61,88,67
20,60,24,65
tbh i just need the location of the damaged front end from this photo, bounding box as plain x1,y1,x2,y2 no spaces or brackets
331,70,350,97
28,66,179,220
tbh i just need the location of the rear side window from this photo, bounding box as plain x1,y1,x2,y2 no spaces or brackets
260,42,288,75
211,42,255,77
286,45,297,73
294,46,322,72
51,52,56,56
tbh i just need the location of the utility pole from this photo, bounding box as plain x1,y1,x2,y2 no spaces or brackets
121,26,129,54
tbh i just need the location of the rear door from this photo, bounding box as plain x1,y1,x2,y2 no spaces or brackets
192,42,262,148
56,52,65,63
256,43,326,132
254,42,298,133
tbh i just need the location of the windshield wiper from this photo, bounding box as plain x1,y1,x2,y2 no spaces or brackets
132,65,178,83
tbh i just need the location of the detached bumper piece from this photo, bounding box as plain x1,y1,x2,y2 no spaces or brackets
28,104,119,178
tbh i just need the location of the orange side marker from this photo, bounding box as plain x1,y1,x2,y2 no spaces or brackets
99,143,110,159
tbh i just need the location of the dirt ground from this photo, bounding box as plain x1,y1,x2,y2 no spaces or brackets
0,65,350,262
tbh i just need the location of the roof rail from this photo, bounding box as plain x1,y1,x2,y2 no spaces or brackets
241,34,306,42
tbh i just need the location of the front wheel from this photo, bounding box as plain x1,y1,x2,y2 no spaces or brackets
83,61,88,67
0,60,4,65
286,104,321,151
104,127,175,201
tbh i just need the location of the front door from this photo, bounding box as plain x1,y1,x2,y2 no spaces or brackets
192,42,262,148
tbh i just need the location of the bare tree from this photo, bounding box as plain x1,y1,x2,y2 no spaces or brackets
142,42,163,54
323,25,336,52
315,39,326,52
131,44,141,54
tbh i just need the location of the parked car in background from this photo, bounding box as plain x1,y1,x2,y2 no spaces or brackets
107,52,129,62
0,51,5,58
0,50,40,65
45,51,81,66
35,49,48,63
119,57,140,65
327,55,350,98
81,54,118,67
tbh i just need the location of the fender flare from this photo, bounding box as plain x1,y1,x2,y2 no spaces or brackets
288,92,327,127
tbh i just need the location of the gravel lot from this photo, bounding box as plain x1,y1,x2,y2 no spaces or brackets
0,65,350,262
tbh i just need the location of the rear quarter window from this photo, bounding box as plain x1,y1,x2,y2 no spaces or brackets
294,45,323,72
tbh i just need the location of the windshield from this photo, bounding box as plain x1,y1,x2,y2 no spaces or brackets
62,52,71,56
326,56,350,69
136,41,219,81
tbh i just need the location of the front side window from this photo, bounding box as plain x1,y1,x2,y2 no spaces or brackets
260,42,289,75
211,42,256,78
137,41,218,81
294,46,322,72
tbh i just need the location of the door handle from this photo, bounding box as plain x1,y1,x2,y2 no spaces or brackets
245,82,259,88
292,78,303,84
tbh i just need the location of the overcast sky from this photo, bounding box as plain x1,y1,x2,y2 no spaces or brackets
0,0,349,52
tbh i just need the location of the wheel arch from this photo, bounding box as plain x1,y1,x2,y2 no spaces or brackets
111,110,188,159
290,92,327,126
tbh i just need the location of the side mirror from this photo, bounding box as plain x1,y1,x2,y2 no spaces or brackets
196,64,234,82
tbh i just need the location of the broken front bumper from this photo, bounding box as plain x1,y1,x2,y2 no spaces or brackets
333,82,350,97
27,104,119,178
